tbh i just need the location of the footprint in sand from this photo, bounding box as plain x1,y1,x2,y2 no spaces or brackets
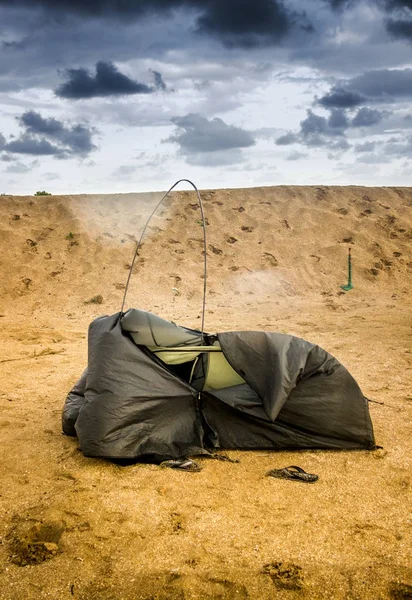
261,253,278,266
170,512,185,534
262,562,304,590
9,521,65,566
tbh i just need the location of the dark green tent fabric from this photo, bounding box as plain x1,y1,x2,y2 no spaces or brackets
62,311,375,460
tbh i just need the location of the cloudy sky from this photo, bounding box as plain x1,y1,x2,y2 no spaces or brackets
1,0,412,193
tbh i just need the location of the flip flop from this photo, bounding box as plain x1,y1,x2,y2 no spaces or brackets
209,452,240,463
266,465,318,483
160,458,202,472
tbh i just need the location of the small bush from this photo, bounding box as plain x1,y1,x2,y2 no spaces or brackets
84,294,103,305
65,232,74,240
34,191,52,196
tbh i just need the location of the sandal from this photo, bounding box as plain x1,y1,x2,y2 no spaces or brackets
160,458,202,472
266,465,318,483
209,452,240,464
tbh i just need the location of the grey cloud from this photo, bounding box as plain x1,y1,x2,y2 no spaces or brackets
111,165,137,178
254,127,283,140
0,0,311,50
354,141,376,153
21,111,59,134
19,111,96,154
286,150,307,160
347,68,412,100
357,152,390,164
276,109,352,154
5,136,64,156
301,110,345,140
328,138,350,150
323,0,357,9
0,133,5,149
185,148,246,166
195,0,299,49
386,18,412,40
328,108,349,129
168,113,255,154
44,172,60,180
6,159,39,173
56,61,155,99
318,87,366,108
353,134,412,163
385,135,412,157
384,0,412,40
351,107,384,127
150,69,167,91
384,0,412,8
275,131,298,145
1,110,96,158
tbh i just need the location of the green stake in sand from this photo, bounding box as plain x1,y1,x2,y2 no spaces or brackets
341,247,353,291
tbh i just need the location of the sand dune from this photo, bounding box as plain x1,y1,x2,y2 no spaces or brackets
1,186,411,320
0,185,411,599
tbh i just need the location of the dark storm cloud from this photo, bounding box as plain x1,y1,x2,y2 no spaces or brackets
5,136,63,156
316,70,412,123
0,0,308,49
351,107,384,126
384,0,412,7
322,0,359,9
167,113,255,153
1,110,96,158
346,69,412,99
195,0,294,48
21,111,66,136
387,18,412,38
19,111,96,154
318,87,366,108
0,0,177,19
56,61,155,99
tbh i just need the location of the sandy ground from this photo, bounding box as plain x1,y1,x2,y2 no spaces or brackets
0,185,411,599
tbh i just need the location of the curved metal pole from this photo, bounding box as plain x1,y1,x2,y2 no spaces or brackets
120,179,208,343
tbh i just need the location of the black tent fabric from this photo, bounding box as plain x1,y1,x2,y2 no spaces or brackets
62,311,375,461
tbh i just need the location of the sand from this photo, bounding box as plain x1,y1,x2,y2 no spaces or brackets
0,185,411,599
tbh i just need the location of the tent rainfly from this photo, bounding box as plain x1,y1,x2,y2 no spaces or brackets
62,308,375,461
62,179,375,462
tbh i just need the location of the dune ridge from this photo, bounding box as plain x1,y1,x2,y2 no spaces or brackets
1,185,411,322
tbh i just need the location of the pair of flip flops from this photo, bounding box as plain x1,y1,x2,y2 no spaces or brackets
160,460,318,482
266,465,318,483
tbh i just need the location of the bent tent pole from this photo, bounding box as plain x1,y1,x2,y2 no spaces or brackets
119,179,208,344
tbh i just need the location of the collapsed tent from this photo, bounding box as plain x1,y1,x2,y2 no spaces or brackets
62,308,375,461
